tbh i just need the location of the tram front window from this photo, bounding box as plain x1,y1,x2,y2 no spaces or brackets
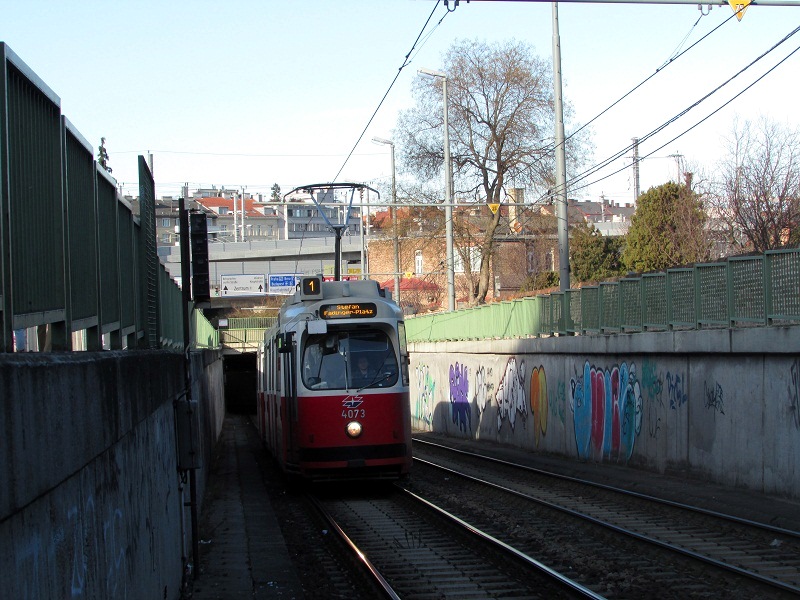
302,331,398,390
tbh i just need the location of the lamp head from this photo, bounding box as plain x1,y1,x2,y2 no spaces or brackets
418,67,446,79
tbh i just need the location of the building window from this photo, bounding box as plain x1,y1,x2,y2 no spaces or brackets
415,250,423,275
161,218,171,227
454,247,481,273
219,207,229,215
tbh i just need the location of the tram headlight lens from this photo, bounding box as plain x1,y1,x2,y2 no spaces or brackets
346,421,363,438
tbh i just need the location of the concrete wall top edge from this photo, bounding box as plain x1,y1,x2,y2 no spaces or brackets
409,325,800,356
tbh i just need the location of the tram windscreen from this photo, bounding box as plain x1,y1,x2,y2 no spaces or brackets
302,330,398,390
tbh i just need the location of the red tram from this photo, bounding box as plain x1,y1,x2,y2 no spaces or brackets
256,275,412,481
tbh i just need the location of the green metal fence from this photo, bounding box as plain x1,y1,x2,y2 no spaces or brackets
406,248,800,342
226,316,277,329
0,43,183,351
193,310,219,349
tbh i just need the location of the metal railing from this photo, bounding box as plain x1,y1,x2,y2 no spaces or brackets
225,316,277,329
219,328,268,353
406,248,800,342
0,43,184,351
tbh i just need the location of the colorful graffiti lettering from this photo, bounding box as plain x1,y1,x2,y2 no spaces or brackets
449,362,471,432
495,357,526,431
704,381,725,414
414,364,435,426
569,360,643,461
790,360,799,430
530,366,548,446
666,371,688,410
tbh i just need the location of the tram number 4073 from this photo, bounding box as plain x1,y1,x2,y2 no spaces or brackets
342,409,366,419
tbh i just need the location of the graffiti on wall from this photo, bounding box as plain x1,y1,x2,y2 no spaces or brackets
449,362,472,432
569,360,643,461
641,359,665,439
425,359,556,440
414,364,435,426
704,381,725,414
530,366,548,445
495,357,527,431
790,359,800,430
666,371,688,410
552,380,567,427
15,495,127,600
473,365,494,415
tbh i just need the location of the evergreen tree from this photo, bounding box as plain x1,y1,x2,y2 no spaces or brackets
622,179,709,273
270,183,281,202
97,137,112,173
569,221,625,283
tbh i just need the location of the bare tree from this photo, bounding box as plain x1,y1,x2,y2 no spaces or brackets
713,117,800,253
395,39,589,305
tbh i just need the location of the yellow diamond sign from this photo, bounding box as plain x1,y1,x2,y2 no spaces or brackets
728,0,750,21
488,203,500,215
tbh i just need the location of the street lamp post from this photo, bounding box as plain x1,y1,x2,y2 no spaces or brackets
418,67,455,312
372,137,401,307
552,4,570,291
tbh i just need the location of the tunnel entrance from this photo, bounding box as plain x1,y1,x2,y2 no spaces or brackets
223,352,257,414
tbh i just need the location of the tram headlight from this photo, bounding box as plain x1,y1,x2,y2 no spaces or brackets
345,421,363,438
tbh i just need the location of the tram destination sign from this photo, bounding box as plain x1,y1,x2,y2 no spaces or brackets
320,302,377,320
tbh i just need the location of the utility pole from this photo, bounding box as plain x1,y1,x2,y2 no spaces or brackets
669,153,685,183
552,4,570,292
418,68,456,312
233,192,238,242
372,137,401,306
632,137,640,202
240,186,247,241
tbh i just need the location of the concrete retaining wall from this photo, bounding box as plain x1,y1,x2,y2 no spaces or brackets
409,326,800,499
0,349,225,600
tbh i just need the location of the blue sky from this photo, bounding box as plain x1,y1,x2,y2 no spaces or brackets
3,0,798,206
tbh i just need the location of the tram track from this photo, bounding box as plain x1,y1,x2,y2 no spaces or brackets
411,437,800,598
308,486,602,599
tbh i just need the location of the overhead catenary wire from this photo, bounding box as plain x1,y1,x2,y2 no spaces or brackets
561,24,800,200
284,0,454,280
330,0,453,182
402,10,736,239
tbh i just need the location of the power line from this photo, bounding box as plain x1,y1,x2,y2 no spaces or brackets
331,0,453,182
562,24,800,199
571,35,800,196
562,8,737,151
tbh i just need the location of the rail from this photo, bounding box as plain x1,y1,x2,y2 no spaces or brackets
406,248,800,342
